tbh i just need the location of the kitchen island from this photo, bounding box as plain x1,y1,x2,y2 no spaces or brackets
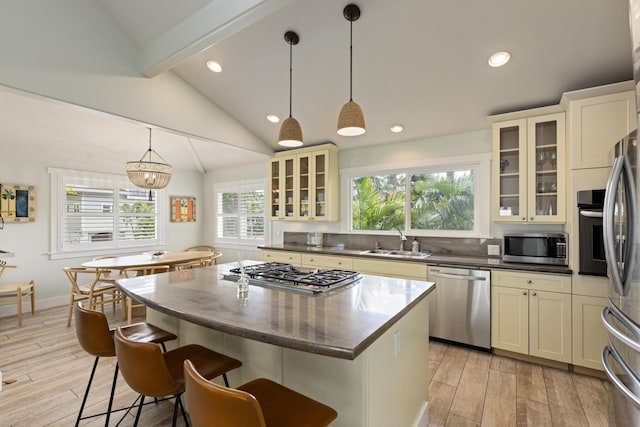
116,262,435,427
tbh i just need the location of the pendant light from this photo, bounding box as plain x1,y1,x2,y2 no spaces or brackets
126,127,172,201
337,4,366,137
278,31,303,147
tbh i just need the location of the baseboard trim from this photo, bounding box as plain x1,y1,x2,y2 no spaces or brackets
0,295,67,319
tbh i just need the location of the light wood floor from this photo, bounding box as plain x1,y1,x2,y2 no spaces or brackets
1,306,611,426
428,340,611,426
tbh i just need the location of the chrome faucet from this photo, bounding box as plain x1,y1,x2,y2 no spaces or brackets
374,241,381,250
398,229,407,251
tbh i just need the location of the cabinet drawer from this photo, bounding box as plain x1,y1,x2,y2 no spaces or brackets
492,269,571,293
301,254,353,270
353,258,427,280
259,250,301,265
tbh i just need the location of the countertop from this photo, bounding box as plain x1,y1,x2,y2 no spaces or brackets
259,244,573,275
116,261,435,360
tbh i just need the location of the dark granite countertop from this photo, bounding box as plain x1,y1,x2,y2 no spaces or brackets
259,244,573,275
116,262,435,360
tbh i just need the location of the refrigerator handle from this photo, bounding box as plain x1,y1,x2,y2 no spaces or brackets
601,305,640,352
621,155,638,293
602,346,640,409
604,156,626,295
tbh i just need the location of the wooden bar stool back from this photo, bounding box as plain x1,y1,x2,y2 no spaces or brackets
73,302,177,427
184,359,338,427
114,327,242,427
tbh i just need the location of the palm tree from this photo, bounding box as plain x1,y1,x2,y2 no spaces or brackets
352,176,405,230
411,172,474,230
1,188,15,217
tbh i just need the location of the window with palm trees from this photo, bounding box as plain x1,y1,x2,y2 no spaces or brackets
351,164,480,235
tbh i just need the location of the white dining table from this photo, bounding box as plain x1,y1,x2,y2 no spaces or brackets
80,251,214,270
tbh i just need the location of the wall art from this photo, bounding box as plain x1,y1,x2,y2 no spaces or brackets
0,183,35,223
170,196,196,222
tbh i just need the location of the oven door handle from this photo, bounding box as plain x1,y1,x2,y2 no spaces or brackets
579,210,603,218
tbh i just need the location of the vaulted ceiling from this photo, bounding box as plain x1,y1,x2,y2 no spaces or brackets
1,0,634,172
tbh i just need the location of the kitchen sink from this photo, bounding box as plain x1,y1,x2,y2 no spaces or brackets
359,249,430,259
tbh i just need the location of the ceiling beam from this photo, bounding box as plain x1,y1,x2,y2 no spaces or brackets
138,0,298,77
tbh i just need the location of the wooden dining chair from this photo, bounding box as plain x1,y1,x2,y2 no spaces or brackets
0,280,35,326
92,256,127,319
184,359,338,427
121,265,171,324
64,267,119,327
184,245,222,265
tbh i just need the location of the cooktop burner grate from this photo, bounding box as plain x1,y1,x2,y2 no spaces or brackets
225,262,361,294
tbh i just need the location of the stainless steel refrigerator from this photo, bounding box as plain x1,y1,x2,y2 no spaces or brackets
602,129,640,426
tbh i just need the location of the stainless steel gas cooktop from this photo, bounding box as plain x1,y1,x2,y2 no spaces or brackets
224,262,361,294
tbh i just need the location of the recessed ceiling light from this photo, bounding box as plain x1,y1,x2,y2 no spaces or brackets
266,114,280,123
488,51,510,68
206,60,223,73
390,123,405,133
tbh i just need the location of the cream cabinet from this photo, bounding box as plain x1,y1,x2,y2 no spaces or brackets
490,111,566,223
300,254,353,270
572,295,607,370
563,84,636,170
353,258,427,280
269,143,339,221
269,155,296,219
491,270,572,363
259,250,301,265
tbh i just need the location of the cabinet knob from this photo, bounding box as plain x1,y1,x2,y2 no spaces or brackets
530,217,534,220
523,291,527,295
527,280,532,284
309,258,314,262
532,292,537,296
521,217,526,221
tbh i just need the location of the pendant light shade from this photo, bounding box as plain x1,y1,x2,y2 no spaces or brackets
337,4,366,137
278,31,303,147
126,128,172,200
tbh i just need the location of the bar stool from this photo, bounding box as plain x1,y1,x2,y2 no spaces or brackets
114,327,243,426
73,302,177,427
184,359,338,427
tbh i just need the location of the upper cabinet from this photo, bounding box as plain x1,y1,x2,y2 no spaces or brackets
562,83,637,170
269,143,339,221
491,110,566,223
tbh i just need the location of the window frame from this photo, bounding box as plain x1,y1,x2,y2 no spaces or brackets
49,167,167,259
342,153,491,238
213,179,267,248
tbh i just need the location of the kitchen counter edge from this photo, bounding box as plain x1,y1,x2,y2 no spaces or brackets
258,244,573,275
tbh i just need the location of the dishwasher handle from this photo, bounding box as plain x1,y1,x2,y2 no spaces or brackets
429,270,488,282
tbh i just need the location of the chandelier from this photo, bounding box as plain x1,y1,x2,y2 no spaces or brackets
126,128,172,200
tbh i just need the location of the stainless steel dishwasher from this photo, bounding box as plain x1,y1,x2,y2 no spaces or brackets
427,265,491,350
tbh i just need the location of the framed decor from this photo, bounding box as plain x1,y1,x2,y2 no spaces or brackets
0,183,36,222
171,196,196,222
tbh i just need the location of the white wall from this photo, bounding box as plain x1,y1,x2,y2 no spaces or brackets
0,141,204,314
206,129,498,247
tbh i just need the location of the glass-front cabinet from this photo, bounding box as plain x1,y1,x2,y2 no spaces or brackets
269,143,339,221
491,111,566,223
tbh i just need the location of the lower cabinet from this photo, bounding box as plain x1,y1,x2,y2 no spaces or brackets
491,270,572,363
259,250,301,265
300,254,353,270
572,295,608,370
353,258,427,280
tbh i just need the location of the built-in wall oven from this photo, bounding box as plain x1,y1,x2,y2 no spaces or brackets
577,189,607,276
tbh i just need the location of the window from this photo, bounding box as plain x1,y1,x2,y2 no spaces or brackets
348,155,490,237
50,168,164,257
215,180,265,245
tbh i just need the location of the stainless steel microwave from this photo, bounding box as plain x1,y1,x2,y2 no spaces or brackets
503,232,568,265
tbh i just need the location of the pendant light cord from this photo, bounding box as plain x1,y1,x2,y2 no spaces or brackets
349,19,353,102
289,39,293,118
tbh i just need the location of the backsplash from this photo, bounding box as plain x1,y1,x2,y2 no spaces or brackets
283,232,501,257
